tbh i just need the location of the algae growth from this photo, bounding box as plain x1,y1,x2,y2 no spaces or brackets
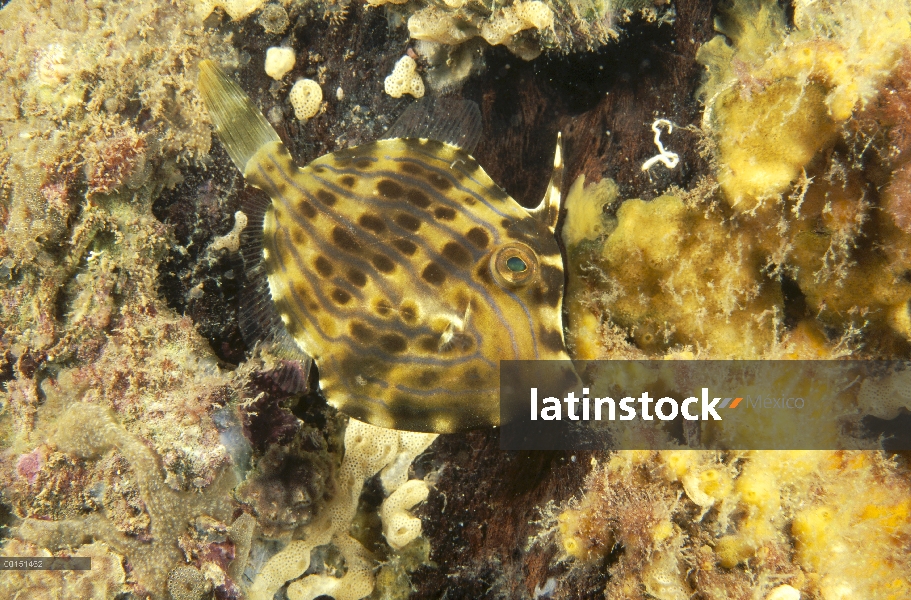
0,0,910,599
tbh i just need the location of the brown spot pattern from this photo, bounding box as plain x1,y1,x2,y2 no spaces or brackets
466,227,489,248
405,189,431,209
379,333,408,353
332,227,361,253
533,265,564,307
400,302,418,323
316,190,337,206
540,328,566,352
476,262,493,285
394,213,421,232
416,370,439,387
347,268,367,287
422,262,447,286
377,179,404,199
350,321,373,343
372,254,395,273
314,256,333,277
442,242,471,266
375,299,393,316
418,336,439,352
358,214,386,234
331,288,352,304
392,238,418,255
427,172,453,190
298,200,317,219
434,206,456,220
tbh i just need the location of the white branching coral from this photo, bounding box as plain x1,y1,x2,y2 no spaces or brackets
381,479,430,549
384,56,425,99
249,419,437,600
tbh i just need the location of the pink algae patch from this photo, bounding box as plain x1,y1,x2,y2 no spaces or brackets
16,447,48,484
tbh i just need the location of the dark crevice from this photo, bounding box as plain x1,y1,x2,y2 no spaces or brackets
153,142,248,365
780,272,809,329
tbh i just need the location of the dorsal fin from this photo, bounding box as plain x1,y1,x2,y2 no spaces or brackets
383,98,483,154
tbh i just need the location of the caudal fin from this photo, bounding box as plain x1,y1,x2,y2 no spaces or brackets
199,60,311,386
198,60,281,174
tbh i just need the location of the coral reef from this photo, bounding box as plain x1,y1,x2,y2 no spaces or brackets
233,426,334,537
369,0,673,90
551,2,911,597
0,538,126,599
565,0,911,358
379,0,663,57
697,0,911,211
0,0,338,597
566,191,781,357
1,403,238,598
556,451,911,600
381,479,430,550
197,0,267,21
248,419,436,600
0,0,241,486
1,0,910,599
406,0,556,61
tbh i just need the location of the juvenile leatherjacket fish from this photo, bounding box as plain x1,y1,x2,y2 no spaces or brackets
198,60,571,433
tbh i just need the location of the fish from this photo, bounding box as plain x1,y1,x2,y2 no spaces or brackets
198,60,571,433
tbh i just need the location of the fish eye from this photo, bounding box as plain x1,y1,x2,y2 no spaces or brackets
490,242,539,288
506,256,527,272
